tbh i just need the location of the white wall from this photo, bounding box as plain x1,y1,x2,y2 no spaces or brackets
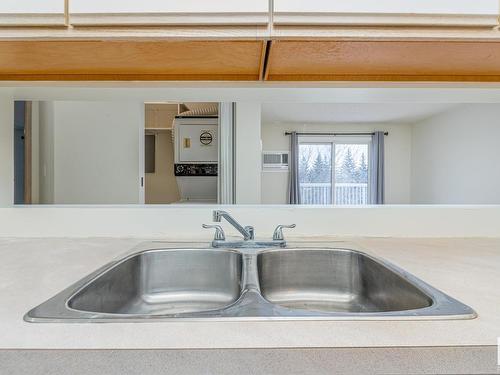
36,101,143,204
411,104,500,204
235,102,262,204
261,122,412,204
0,205,499,238
0,95,13,206
10,86,500,105
49,101,143,204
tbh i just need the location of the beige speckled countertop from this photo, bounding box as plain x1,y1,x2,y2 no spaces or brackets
1,237,499,350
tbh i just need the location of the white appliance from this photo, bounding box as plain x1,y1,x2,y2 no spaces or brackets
262,151,289,170
174,117,218,164
173,116,218,202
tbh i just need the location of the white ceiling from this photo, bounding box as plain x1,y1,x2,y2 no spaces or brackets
261,103,459,124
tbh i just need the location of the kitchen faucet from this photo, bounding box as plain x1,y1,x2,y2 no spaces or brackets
203,210,295,248
212,210,254,240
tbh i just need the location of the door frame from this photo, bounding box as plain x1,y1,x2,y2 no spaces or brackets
23,101,32,204
138,104,145,204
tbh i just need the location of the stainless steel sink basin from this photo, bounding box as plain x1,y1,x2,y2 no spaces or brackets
25,244,476,322
69,249,242,315
258,249,432,313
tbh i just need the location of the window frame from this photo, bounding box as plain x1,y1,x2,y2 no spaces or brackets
298,134,372,205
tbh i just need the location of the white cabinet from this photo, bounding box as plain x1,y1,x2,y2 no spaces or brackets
273,0,499,27
0,0,65,25
0,0,63,13
71,0,267,14
274,0,498,15
70,0,269,25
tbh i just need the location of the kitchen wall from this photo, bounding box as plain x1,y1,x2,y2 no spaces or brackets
38,101,143,204
1,205,499,238
0,95,13,206
261,122,412,204
411,104,500,204
235,102,262,204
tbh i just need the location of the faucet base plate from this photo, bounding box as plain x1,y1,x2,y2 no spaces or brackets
211,240,286,249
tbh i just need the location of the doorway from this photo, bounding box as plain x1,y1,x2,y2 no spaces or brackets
143,102,221,204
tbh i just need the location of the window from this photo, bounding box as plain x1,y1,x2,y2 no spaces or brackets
298,136,370,205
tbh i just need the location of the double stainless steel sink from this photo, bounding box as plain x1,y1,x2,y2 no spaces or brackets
25,243,475,322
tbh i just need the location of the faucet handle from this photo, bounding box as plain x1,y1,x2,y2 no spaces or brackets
202,224,226,241
244,226,255,240
272,224,296,241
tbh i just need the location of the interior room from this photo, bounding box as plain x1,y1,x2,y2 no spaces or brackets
145,102,219,205
3,1,500,373
261,102,500,205
12,100,220,205
11,99,500,207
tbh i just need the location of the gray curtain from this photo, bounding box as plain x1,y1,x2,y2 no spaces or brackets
369,131,385,204
288,131,300,204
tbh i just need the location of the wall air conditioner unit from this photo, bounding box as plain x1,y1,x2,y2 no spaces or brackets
262,151,289,171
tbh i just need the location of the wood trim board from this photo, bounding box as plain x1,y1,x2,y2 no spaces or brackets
1,39,500,81
0,40,265,81
264,40,500,81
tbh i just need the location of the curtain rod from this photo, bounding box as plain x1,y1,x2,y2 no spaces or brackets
284,131,388,136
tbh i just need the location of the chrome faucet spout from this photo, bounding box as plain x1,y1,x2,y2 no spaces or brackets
212,210,254,240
